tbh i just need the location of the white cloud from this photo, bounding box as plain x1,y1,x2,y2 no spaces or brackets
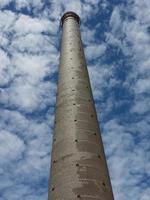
88,63,115,100
134,78,150,94
1,80,56,112
12,53,51,82
0,110,29,136
0,34,9,47
14,15,50,34
0,10,17,31
141,188,150,200
10,33,57,54
109,7,122,34
85,43,106,60
0,49,10,86
81,26,96,45
132,97,150,114
0,50,57,112
19,0,44,11
103,119,149,200
0,0,12,8
0,108,53,199
108,1,150,113
49,0,100,22
0,130,25,163
15,0,30,10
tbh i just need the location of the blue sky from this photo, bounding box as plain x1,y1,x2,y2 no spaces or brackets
0,0,150,199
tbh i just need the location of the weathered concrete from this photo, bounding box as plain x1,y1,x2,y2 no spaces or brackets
48,12,114,200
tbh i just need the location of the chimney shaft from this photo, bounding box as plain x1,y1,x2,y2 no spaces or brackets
48,12,114,200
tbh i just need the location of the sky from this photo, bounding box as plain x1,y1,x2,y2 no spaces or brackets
0,0,150,200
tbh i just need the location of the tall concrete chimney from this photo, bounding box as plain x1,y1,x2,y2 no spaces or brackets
48,11,114,200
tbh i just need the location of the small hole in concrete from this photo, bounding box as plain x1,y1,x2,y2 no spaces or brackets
72,89,75,92
98,155,101,159
75,139,78,142
73,103,76,105
91,114,94,118
72,77,74,79
76,163,79,167
94,132,97,136
51,187,55,191
53,160,57,164
74,119,77,122
77,195,81,198
102,182,106,186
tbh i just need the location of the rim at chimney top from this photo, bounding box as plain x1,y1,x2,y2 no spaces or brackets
61,11,80,26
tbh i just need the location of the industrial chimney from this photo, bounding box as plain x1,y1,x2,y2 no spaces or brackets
48,11,114,200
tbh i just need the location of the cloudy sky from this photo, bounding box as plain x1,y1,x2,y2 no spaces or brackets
0,0,150,200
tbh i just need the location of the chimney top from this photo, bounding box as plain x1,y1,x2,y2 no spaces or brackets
61,11,80,26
